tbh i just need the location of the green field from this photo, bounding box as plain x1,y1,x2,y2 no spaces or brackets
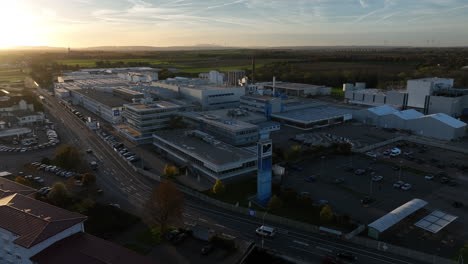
0,68,27,85
56,58,171,67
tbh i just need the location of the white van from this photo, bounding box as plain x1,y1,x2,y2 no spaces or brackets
390,148,401,157
255,226,276,237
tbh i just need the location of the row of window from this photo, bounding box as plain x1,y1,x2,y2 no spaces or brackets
207,93,235,98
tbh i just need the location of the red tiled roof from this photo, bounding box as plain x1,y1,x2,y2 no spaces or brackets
0,194,87,248
31,232,159,264
0,178,36,198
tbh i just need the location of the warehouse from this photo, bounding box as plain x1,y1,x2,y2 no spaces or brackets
409,113,467,140
368,199,428,240
271,105,353,130
353,105,398,126
379,109,424,130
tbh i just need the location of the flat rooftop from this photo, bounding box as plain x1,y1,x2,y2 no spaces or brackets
272,105,354,124
241,95,277,101
73,88,130,108
125,101,180,111
184,109,266,124
154,130,256,166
262,82,329,90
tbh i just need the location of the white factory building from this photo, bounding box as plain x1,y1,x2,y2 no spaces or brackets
149,77,245,111
153,130,257,182
257,81,331,97
355,105,467,140
345,78,468,117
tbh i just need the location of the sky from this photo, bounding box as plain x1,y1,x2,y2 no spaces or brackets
1,0,468,48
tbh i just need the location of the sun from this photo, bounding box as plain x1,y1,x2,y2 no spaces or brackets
0,2,43,48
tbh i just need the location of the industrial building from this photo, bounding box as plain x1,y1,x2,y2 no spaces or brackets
150,77,245,110
257,82,331,97
153,130,257,182
271,104,354,130
183,112,260,146
198,70,225,86
239,95,282,118
226,70,246,86
368,199,428,240
354,105,467,140
345,78,468,117
116,99,182,144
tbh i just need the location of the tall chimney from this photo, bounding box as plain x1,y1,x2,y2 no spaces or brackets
251,56,255,85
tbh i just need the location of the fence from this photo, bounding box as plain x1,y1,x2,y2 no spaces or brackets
353,136,405,153
350,236,457,264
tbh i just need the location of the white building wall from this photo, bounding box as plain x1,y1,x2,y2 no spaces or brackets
0,223,84,264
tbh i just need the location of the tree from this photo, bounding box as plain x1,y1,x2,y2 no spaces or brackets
54,145,82,170
163,165,179,178
15,176,33,187
320,205,334,223
82,172,96,186
146,182,184,233
267,195,283,211
48,182,70,207
212,180,225,195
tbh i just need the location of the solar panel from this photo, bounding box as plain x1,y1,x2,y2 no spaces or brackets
415,210,458,233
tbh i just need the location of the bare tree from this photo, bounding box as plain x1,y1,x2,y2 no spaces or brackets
146,182,184,233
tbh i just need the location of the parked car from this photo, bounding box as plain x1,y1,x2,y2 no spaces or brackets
86,149,93,154
393,181,405,188
383,149,391,155
452,201,464,208
354,169,366,175
401,183,412,191
390,148,401,157
334,178,345,184
109,203,120,209
440,177,450,184
305,176,317,182
172,232,189,244
424,175,434,180
372,175,384,182
366,152,377,158
201,244,214,255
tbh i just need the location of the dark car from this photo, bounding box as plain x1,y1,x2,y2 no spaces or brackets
440,177,450,184
361,197,374,206
165,229,180,241
201,244,214,255
453,201,464,208
172,232,189,245
336,252,357,262
354,169,366,175
334,178,345,184
305,176,317,182
289,164,303,171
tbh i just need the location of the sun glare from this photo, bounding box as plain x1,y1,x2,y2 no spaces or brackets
0,2,42,48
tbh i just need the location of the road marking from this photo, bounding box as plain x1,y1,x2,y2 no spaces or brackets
215,224,225,228
183,213,192,217
277,228,289,234
316,246,333,253
288,246,324,257
198,218,208,222
293,240,309,247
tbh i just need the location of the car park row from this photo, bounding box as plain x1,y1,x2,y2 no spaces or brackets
0,128,59,153
99,131,140,164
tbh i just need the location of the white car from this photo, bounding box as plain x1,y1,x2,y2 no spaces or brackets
390,148,401,157
255,226,276,237
424,175,434,180
109,203,121,209
401,183,412,191
366,152,377,158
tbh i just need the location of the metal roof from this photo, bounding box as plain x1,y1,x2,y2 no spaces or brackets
415,210,457,233
426,113,467,128
392,109,424,120
367,105,398,116
368,198,428,233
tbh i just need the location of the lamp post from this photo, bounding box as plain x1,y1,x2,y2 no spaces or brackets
261,209,269,249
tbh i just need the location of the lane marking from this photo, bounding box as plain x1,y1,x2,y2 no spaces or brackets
198,218,208,222
316,246,333,253
288,246,324,257
215,224,225,228
293,240,309,247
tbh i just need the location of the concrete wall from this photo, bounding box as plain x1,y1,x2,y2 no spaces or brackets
427,95,467,117
407,80,433,108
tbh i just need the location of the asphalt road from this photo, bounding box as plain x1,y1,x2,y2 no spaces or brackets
37,88,428,264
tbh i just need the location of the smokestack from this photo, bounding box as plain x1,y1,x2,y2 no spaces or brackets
251,56,255,85
273,76,276,95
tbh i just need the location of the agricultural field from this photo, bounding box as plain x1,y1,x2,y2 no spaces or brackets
0,68,27,88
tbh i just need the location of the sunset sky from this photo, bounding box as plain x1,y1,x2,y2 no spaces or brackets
1,0,468,48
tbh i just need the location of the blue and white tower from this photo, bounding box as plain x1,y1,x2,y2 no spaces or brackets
257,140,272,205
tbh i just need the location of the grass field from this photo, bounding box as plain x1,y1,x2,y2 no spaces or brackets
56,58,172,67
0,68,26,85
